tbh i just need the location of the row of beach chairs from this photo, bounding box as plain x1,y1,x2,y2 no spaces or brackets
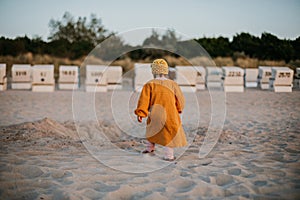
0,63,299,92
134,63,299,93
0,64,122,92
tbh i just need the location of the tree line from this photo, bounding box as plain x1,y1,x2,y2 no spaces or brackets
196,32,300,62
0,12,299,62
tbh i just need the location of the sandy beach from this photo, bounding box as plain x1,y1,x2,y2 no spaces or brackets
0,89,300,199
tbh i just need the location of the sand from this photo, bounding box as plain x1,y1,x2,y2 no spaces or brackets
0,89,300,199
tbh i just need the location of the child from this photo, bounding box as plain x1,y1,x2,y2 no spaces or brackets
135,59,187,161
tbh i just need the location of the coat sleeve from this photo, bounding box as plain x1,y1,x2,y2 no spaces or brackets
134,83,151,117
174,82,185,113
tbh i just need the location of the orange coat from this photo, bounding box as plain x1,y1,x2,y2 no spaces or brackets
135,79,187,147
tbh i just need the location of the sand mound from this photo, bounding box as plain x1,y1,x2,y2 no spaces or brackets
23,117,77,138
0,118,81,149
0,118,147,151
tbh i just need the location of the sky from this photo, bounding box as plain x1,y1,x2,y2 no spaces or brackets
0,0,299,45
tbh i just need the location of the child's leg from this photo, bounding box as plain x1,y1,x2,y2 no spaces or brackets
146,141,155,152
142,141,155,153
164,146,174,159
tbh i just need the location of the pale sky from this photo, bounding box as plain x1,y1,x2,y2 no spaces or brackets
0,0,299,45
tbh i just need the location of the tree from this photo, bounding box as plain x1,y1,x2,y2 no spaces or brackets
196,37,232,57
260,32,294,61
48,12,109,45
231,32,261,58
143,30,161,47
92,34,130,61
292,36,300,60
161,29,180,51
143,29,180,50
48,12,112,58
139,29,181,59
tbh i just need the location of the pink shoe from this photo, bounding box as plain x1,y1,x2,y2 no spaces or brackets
142,149,154,154
163,156,176,161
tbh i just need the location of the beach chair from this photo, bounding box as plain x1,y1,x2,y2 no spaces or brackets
0,64,7,91
107,66,122,90
258,66,272,89
269,67,294,92
244,68,258,88
222,66,244,92
206,67,222,88
32,65,55,92
134,63,153,92
58,65,79,90
11,64,32,90
85,65,108,92
175,66,197,92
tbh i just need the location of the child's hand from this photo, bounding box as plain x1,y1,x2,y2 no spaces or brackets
137,116,143,123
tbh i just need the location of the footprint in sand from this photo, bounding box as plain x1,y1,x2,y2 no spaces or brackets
168,178,196,193
14,165,44,178
254,180,268,186
210,174,235,187
228,168,242,176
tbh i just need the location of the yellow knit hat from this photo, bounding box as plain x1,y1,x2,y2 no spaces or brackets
151,59,169,75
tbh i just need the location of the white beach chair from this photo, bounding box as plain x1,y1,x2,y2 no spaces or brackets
269,67,294,92
195,66,206,90
32,65,55,92
106,66,122,90
58,65,79,90
222,66,244,92
85,65,108,92
206,67,222,88
258,66,272,90
293,68,300,89
175,66,197,92
0,64,7,91
134,63,153,92
244,68,258,88
11,64,32,90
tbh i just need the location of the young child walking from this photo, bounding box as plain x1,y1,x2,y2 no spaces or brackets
135,59,187,161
